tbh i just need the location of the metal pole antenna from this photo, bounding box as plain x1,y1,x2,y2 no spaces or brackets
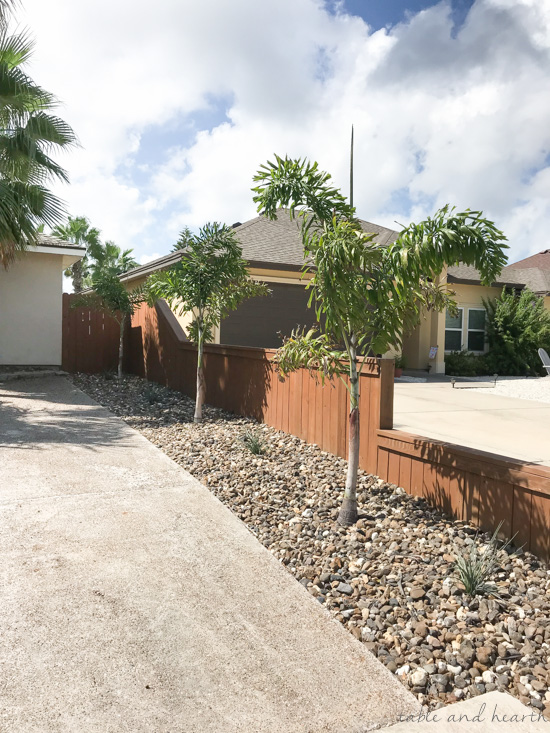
350,124,354,209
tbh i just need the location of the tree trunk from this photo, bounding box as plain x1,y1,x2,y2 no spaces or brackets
194,335,205,422
117,315,125,380
338,347,360,526
72,260,83,294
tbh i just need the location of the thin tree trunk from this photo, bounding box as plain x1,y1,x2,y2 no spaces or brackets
118,315,125,379
72,260,83,294
194,334,205,422
338,346,359,526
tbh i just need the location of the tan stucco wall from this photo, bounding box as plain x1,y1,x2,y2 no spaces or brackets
0,252,64,365
453,283,503,309
402,310,446,373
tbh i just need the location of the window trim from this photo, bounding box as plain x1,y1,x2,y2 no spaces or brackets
444,306,464,353
467,307,487,354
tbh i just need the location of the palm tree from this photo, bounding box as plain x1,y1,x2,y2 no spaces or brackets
52,216,101,292
0,1,17,24
85,240,139,284
0,8,76,266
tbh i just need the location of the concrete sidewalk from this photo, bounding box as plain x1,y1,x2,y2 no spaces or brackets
0,377,418,732
394,381,550,465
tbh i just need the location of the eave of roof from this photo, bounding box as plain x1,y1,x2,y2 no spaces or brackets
35,233,85,252
119,251,184,282
447,263,550,294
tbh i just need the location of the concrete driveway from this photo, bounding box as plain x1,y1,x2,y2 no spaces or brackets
0,377,418,733
394,381,550,465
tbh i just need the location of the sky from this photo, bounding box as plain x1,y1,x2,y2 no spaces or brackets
15,0,550,271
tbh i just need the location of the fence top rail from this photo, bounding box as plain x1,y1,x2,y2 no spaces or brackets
378,428,550,481
182,340,384,374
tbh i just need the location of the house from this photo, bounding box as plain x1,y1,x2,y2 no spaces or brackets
0,234,85,366
120,211,550,374
120,210,399,349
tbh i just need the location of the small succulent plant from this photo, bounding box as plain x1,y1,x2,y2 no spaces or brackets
240,429,267,455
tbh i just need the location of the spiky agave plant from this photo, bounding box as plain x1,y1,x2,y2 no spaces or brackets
454,523,516,598
240,429,267,455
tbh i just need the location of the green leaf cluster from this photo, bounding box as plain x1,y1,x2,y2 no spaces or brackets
483,288,550,376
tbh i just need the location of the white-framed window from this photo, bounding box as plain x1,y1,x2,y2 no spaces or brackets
444,308,464,352
467,308,486,352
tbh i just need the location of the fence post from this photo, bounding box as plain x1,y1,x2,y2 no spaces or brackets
378,358,394,430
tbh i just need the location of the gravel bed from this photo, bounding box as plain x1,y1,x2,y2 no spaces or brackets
72,373,550,714
472,376,550,405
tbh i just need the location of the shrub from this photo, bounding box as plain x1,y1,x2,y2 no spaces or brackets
483,288,550,376
445,350,489,376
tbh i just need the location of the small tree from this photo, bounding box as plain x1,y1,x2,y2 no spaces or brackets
146,222,269,422
74,273,145,379
253,155,508,525
483,287,550,375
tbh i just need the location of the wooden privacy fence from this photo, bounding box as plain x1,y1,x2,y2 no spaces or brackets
127,300,394,470
62,293,122,374
63,295,550,563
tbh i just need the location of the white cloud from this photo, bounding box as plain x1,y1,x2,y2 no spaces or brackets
16,0,550,264
139,252,164,265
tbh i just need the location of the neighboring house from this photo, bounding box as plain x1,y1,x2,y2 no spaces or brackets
402,254,550,373
0,234,85,366
120,210,399,349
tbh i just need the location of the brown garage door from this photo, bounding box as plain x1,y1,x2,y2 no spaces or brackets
219,282,318,348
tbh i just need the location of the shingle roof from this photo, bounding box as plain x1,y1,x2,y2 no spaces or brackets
507,267,550,294
509,250,550,270
234,209,399,267
447,264,524,287
120,209,400,281
447,263,550,294
36,233,85,251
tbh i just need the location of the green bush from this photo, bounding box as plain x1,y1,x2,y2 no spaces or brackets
483,288,550,376
445,350,489,376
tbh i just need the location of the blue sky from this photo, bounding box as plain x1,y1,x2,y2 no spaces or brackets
18,0,550,275
339,0,473,29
